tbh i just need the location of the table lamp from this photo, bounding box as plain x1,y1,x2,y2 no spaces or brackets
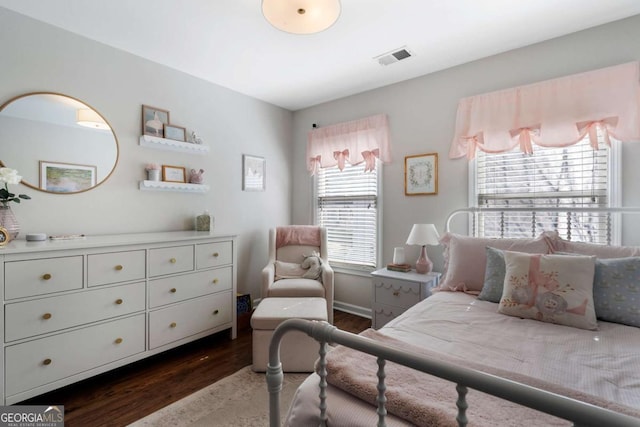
406,224,440,274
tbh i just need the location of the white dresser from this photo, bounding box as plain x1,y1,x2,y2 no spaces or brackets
0,231,237,404
371,268,440,329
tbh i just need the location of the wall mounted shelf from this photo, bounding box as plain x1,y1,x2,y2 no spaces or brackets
139,180,209,193
139,135,210,154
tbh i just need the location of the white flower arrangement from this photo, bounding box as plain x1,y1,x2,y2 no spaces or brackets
0,168,31,207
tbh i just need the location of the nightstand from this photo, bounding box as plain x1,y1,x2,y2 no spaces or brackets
371,268,441,329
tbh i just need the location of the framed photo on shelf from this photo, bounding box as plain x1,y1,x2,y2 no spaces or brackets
405,153,438,196
39,161,97,193
162,165,186,183
163,124,187,142
142,105,170,138
242,154,265,191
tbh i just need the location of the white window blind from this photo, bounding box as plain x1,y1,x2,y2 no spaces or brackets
474,135,613,243
316,162,378,269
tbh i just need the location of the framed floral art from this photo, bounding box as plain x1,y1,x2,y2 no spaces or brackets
405,153,438,196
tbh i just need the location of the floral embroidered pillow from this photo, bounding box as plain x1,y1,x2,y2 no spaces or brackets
499,251,598,330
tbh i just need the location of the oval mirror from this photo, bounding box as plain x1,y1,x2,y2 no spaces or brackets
0,92,119,194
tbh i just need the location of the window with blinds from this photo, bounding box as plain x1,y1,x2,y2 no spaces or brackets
474,135,614,243
316,162,378,269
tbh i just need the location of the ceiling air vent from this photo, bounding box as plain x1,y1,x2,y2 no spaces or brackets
374,46,414,66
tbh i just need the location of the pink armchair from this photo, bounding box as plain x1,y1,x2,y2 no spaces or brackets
261,226,334,324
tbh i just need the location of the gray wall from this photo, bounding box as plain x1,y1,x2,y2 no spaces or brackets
0,8,293,300
292,15,640,311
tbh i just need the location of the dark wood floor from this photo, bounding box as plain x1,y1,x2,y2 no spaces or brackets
19,310,371,427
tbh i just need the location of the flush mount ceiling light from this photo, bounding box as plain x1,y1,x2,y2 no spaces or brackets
76,108,110,130
262,0,341,34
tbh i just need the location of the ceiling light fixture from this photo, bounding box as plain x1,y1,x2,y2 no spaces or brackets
262,0,341,34
76,109,110,130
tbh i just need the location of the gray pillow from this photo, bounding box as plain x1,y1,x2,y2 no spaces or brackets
593,257,640,327
478,247,506,303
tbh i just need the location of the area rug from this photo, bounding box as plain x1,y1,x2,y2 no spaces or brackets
128,366,308,427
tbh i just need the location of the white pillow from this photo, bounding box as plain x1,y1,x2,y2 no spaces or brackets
274,261,306,280
498,251,598,330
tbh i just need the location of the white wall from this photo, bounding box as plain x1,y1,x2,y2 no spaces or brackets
0,8,293,300
291,15,640,311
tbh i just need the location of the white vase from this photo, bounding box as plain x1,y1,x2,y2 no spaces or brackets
147,169,161,181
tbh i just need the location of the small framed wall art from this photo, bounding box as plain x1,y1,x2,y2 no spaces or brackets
40,161,97,193
405,152,438,196
242,154,265,191
142,105,170,138
162,165,186,183
163,124,187,142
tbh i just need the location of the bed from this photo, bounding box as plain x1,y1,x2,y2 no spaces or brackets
266,208,640,427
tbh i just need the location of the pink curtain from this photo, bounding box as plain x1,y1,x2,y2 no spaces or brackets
307,113,391,175
450,62,640,160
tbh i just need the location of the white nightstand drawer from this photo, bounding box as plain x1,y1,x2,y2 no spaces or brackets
88,250,146,287
372,303,402,329
5,282,146,342
196,241,233,269
149,245,194,277
5,314,145,397
5,256,83,300
148,291,232,349
149,267,232,308
373,277,421,309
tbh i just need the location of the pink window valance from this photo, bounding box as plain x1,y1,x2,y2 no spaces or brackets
450,62,640,160
307,113,391,175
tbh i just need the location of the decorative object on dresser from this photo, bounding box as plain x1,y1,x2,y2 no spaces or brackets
142,105,170,137
0,227,9,246
0,167,31,240
404,152,438,196
405,223,440,273
195,210,212,231
0,231,237,405
370,268,441,329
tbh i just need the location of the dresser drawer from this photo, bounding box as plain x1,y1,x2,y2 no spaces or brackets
5,314,145,397
148,291,232,349
372,303,402,329
196,241,233,269
88,250,146,287
149,245,194,277
4,256,83,300
5,282,146,342
149,267,233,308
373,277,421,309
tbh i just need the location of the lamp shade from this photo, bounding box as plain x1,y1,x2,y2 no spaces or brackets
262,0,341,34
406,224,440,246
76,109,110,130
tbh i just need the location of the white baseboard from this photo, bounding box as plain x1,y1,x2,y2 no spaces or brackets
334,300,371,319
252,298,371,319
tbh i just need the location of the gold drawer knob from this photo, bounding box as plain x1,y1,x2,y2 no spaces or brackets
213,252,219,258
170,322,177,328
42,273,52,280
212,278,219,284
115,298,123,305
114,338,123,344
393,291,400,296
115,265,123,271
170,288,177,293
169,258,177,264
43,358,52,366
42,313,52,320
213,309,219,315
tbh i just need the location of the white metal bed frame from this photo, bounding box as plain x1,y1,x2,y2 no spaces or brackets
266,207,640,427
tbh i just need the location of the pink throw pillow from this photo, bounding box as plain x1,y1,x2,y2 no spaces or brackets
438,233,552,293
498,251,597,330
